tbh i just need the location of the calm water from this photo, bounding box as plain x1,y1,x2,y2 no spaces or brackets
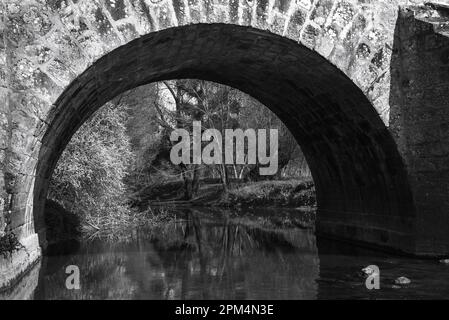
3,207,449,299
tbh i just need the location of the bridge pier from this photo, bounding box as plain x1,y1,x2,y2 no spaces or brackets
390,6,449,255
0,233,40,291
316,6,449,257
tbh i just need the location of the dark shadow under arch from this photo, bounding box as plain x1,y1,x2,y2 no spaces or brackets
34,23,416,252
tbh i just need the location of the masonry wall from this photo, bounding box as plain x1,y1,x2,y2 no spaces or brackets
390,7,449,255
0,1,8,237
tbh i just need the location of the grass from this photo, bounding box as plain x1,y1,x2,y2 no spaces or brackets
223,179,316,208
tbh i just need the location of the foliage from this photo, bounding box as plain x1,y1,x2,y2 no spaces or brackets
122,85,170,190
48,101,133,227
224,179,316,207
0,232,24,258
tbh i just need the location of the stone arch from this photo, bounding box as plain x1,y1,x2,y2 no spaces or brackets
6,0,449,292
30,23,415,253
4,0,406,245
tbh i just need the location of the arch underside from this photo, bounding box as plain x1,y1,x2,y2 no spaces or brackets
34,24,416,252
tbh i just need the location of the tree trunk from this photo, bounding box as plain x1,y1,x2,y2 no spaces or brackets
233,165,238,179
220,164,229,193
191,166,201,197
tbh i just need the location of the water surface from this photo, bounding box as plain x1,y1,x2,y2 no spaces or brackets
4,207,449,299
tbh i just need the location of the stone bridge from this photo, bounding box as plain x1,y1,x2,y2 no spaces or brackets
1,0,449,289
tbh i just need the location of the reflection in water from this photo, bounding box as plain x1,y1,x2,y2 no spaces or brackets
34,207,319,300
0,260,41,300
5,207,449,300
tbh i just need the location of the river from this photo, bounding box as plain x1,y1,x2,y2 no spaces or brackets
2,207,449,299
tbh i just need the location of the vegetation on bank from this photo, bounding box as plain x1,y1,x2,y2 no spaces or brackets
221,179,315,208
45,198,177,243
45,177,316,243
45,80,315,242
132,178,316,208
48,102,133,232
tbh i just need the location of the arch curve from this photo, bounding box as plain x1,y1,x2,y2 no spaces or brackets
33,23,415,251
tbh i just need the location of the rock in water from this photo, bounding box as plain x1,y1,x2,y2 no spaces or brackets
361,266,378,277
394,277,411,285
362,266,374,276
439,259,449,264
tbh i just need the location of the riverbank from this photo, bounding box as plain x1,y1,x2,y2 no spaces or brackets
134,179,316,209
220,179,315,208
44,199,179,243
44,179,315,243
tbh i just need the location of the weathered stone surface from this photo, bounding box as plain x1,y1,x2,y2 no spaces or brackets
0,233,41,291
0,259,40,300
394,276,411,285
1,0,449,291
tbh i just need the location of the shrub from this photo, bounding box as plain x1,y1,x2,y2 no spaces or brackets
48,102,133,229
